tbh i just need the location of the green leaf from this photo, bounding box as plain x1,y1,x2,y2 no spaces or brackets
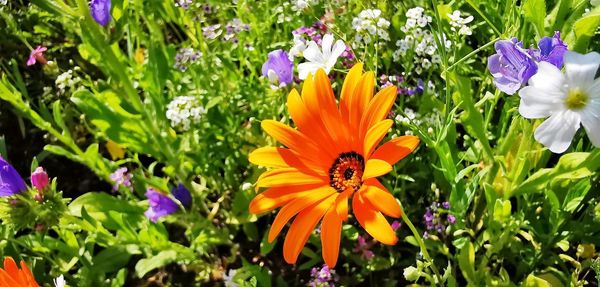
92,246,134,274
135,250,178,278
458,241,476,283
573,5,600,51
523,0,546,36
69,192,144,228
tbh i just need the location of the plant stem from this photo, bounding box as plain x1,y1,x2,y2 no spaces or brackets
401,207,444,285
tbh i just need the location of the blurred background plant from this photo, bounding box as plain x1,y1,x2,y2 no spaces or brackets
0,0,599,286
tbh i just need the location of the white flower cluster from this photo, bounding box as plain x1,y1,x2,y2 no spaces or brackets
448,10,474,36
351,9,390,47
55,68,81,95
166,96,205,131
393,7,451,74
291,0,318,11
275,3,293,24
395,107,439,135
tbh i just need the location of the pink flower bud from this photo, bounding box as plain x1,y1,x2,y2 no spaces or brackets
31,167,49,191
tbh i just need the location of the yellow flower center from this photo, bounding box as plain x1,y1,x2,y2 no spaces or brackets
565,87,589,110
329,152,364,192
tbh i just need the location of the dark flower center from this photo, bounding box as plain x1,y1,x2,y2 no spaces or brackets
329,152,365,192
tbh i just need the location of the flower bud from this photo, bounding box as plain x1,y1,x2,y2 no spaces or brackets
31,167,49,191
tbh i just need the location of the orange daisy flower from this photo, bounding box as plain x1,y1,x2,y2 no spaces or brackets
0,257,39,287
248,64,420,267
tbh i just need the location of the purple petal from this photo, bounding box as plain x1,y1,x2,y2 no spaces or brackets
262,49,294,85
145,188,179,222
171,183,192,207
90,0,111,26
0,156,27,196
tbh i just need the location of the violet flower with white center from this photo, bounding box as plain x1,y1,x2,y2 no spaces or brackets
27,46,47,66
298,34,346,80
110,167,132,191
262,49,294,89
90,0,111,26
175,0,192,9
144,188,180,223
518,51,600,153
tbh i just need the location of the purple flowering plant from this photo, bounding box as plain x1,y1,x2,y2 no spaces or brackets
488,32,567,95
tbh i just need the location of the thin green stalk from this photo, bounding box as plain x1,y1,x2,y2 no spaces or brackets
401,207,444,286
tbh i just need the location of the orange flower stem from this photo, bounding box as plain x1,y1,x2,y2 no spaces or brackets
401,208,444,285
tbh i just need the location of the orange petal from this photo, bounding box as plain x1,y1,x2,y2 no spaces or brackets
371,136,420,166
256,168,326,190
352,191,398,245
248,147,322,173
340,63,364,123
0,269,19,287
321,206,343,267
335,188,352,221
359,85,397,139
362,159,392,180
283,194,336,264
287,89,338,159
261,120,329,163
314,69,351,152
19,260,37,286
268,186,336,242
249,184,323,214
361,183,401,218
363,119,393,157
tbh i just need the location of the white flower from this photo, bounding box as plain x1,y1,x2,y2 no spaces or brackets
166,96,206,131
518,51,600,153
223,269,239,287
54,275,66,287
448,10,473,36
289,34,308,58
297,34,346,80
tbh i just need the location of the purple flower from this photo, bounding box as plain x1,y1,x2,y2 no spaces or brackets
309,264,336,287
261,49,293,88
90,0,111,26
487,38,538,95
354,235,375,260
391,220,402,231
171,184,192,207
27,46,48,66
144,188,180,222
447,214,456,224
110,167,132,191
0,156,27,197
30,167,49,191
442,201,450,209
532,31,567,68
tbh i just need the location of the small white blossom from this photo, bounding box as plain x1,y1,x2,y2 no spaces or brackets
223,269,239,287
448,10,474,36
297,34,346,79
55,69,81,95
166,96,206,131
54,275,66,287
352,9,390,47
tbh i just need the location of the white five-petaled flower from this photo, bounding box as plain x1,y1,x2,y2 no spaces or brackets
297,34,346,80
519,51,600,153
54,275,66,287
